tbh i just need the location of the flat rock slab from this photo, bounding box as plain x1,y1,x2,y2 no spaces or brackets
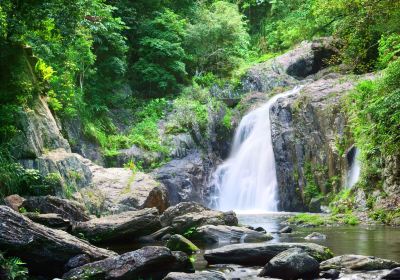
163,271,227,280
204,242,333,265
24,212,71,230
72,207,161,243
21,195,90,222
320,255,400,271
195,225,273,244
63,246,194,280
0,206,115,277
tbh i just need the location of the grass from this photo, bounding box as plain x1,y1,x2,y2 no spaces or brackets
288,212,360,226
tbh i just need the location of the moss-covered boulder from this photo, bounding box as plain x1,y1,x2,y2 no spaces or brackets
166,234,199,255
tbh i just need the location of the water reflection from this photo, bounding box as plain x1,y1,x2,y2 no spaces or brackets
238,213,400,262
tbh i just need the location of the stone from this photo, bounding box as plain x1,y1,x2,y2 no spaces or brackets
160,202,238,234
154,151,207,205
195,225,273,244
309,197,323,213
382,267,400,279
163,271,227,280
279,226,293,233
254,226,266,233
320,269,340,279
3,194,25,211
72,208,161,243
21,195,90,222
166,234,200,255
64,254,91,271
62,246,194,280
258,248,320,279
139,226,173,243
0,206,116,277
320,255,400,271
24,212,71,231
204,242,333,265
305,232,327,240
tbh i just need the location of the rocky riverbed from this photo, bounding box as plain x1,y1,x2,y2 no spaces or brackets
1,198,400,279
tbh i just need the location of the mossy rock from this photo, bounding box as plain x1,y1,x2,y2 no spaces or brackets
166,234,199,255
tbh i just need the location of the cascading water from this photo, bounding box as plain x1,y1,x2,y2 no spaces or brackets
209,87,301,212
347,148,361,188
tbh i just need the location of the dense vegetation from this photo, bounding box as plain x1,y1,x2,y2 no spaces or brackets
0,0,400,223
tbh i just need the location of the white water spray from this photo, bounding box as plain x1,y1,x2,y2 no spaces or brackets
209,87,301,212
347,148,361,188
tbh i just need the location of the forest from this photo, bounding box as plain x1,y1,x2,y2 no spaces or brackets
0,0,400,279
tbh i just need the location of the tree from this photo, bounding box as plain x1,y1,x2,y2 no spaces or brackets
132,9,187,97
185,1,250,77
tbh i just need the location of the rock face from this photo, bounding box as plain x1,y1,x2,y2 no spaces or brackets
160,202,238,234
241,38,337,94
258,248,320,279
0,206,116,276
63,246,194,280
72,208,161,243
154,151,207,205
163,271,227,280
21,195,90,222
195,225,273,244
204,242,333,265
320,255,400,271
270,74,369,210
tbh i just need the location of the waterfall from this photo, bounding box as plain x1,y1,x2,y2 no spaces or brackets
209,87,301,212
347,148,361,188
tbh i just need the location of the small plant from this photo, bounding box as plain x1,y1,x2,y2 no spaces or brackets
0,253,28,280
183,227,198,239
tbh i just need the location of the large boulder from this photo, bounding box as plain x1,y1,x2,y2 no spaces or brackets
82,162,169,214
258,248,320,279
0,206,115,277
160,202,238,234
63,246,194,280
195,225,273,244
21,195,90,222
154,151,207,205
3,194,25,211
163,271,226,280
320,255,400,271
72,208,162,243
204,242,333,265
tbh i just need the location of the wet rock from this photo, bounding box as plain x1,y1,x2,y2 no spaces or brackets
195,225,273,244
258,248,320,279
163,271,227,280
320,255,400,271
320,269,340,279
72,208,161,243
24,212,71,230
64,254,91,271
139,226,173,243
160,202,238,234
305,232,327,240
21,195,90,222
63,246,194,280
279,226,293,233
154,151,207,205
204,242,333,265
3,194,25,211
382,267,400,279
254,226,266,233
166,234,199,255
0,206,116,277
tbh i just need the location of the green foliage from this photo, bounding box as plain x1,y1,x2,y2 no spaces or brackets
0,253,28,280
183,227,198,239
288,213,326,226
303,162,322,204
132,9,187,96
185,1,250,77
348,59,400,157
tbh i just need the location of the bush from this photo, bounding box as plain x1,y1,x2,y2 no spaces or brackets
0,253,28,280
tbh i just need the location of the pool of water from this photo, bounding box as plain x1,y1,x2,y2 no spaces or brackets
237,213,400,262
